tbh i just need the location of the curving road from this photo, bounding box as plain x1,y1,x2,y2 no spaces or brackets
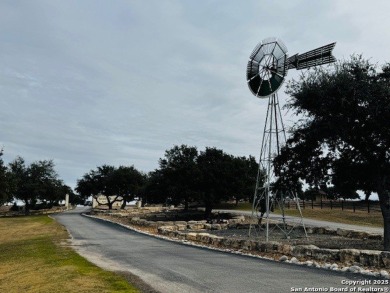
53,208,384,293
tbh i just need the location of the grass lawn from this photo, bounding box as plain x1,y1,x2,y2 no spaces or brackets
215,202,383,228
282,208,383,228
0,215,140,293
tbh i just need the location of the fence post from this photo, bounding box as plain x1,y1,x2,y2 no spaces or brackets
353,202,356,213
303,199,305,209
320,199,323,209
330,200,333,210
311,200,314,209
341,200,344,211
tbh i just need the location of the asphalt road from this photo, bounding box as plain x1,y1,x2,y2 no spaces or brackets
53,208,385,293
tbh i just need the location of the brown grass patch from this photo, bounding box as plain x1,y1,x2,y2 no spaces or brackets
0,215,140,293
281,207,383,228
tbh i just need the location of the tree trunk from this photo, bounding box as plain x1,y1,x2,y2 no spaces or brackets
378,182,390,251
108,201,113,210
121,197,127,209
204,204,213,220
365,191,370,202
380,201,390,251
24,200,30,215
184,197,189,211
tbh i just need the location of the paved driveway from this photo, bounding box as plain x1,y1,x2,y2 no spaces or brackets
53,208,385,293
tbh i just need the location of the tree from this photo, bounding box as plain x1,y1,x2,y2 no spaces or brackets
274,56,390,250
150,146,259,217
76,165,118,209
158,145,199,209
76,165,145,209
142,170,169,205
60,184,83,206
8,157,62,214
75,172,96,200
197,147,236,218
230,155,259,205
107,166,145,209
0,150,11,206
39,179,73,207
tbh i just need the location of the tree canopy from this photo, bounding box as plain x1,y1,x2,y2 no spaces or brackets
274,56,390,249
7,157,67,214
158,145,199,209
76,164,144,209
0,150,11,206
152,145,259,217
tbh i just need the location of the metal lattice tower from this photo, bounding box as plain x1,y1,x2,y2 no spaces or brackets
246,38,336,241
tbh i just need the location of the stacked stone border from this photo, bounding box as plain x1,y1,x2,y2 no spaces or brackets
85,212,390,278
0,206,68,217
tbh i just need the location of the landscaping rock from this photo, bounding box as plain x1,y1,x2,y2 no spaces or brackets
239,240,253,250
348,265,362,273
292,245,319,257
336,228,350,237
176,224,187,231
359,250,381,267
290,257,299,264
330,263,339,270
340,249,360,264
279,255,288,262
186,233,198,241
381,251,390,267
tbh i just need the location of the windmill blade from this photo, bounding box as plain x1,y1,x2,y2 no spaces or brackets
287,42,336,70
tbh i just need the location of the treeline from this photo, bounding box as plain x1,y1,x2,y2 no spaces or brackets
0,145,260,217
0,150,74,214
76,145,260,217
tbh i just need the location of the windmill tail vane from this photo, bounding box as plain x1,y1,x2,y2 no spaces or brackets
287,42,336,70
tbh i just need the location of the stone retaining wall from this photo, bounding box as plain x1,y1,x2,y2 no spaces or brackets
157,226,389,268
99,212,387,269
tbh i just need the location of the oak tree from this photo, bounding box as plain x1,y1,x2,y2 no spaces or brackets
274,56,390,250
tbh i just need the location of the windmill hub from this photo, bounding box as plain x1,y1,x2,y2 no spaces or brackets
259,55,277,80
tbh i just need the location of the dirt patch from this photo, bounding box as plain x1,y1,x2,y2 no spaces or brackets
116,271,161,293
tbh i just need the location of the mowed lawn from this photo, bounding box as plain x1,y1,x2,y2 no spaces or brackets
283,208,383,228
0,215,140,293
217,202,383,228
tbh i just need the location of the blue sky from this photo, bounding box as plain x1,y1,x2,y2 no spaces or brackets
1,0,389,190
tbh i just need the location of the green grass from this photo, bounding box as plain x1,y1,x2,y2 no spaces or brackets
0,215,140,293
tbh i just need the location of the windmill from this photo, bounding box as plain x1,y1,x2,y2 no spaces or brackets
246,38,336,241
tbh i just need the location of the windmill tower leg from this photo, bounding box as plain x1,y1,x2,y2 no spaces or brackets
249,93,307,240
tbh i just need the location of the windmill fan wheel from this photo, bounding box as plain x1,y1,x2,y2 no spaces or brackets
246,38,288,98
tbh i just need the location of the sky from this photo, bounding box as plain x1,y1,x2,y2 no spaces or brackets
1,0,390,191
